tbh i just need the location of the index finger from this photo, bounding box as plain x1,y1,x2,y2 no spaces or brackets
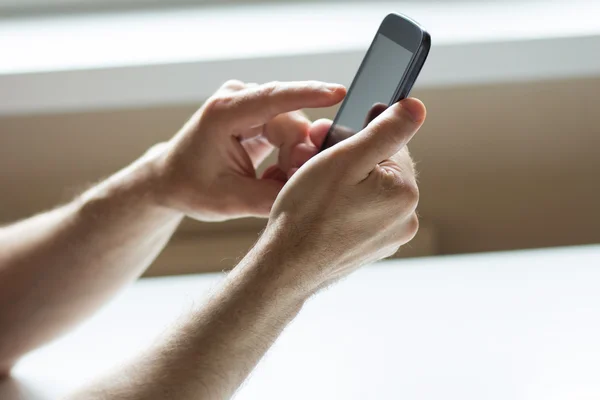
204,81,346,132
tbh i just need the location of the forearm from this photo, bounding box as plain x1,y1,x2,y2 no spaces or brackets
71,241,307,400
0,153,183,371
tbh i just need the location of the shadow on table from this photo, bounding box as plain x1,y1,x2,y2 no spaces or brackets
0,377,50,400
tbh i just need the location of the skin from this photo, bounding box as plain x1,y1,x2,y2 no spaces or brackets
0,80,425,399
323,102,387,150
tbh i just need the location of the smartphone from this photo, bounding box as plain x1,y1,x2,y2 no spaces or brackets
321,13,430,150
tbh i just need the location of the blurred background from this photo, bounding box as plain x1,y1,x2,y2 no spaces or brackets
1,0,599,276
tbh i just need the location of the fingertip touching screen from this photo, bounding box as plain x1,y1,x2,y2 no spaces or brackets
322,34,413,149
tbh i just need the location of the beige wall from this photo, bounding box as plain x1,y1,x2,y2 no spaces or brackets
1,77,599,274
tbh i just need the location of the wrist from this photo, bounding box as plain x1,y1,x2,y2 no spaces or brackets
78,144,183,220
237,228,321,304
137,141,221,221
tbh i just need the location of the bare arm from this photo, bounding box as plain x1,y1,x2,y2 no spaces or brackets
70,94,426,399
0,80,346,374
76,244,306,399
0,153,183,373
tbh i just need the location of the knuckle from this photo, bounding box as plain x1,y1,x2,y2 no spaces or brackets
142,142,168,159
398,180,419,210
221,79,245,90
385,244,401,259
262,81,281,95
392,213,419,247
406,213,420,239
203,93,237,115
380,248,396,261
377,168,402,191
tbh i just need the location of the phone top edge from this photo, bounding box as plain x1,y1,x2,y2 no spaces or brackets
385,12,427,33
379,12,428,53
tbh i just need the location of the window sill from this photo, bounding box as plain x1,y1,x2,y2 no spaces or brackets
1,1,600,115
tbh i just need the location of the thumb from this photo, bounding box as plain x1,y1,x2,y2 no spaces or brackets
339,98,426,179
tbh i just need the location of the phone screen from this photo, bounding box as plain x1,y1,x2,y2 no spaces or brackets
322,33,414,149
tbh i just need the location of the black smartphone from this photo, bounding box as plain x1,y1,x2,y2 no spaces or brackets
321,13,430,150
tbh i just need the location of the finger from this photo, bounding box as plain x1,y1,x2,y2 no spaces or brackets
264,110,311,147
232,177,284,217
287,167,299,179
236,109,311,173
308,118,333,149
261,165,288,182
217,81,275,167
216,80,259,95
241,135,275,168
205,81,346,134
338,98,426,180
287,142,318,172
217,79,246,94
265,110,313,173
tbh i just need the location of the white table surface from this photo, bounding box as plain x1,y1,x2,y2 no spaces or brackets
4,245,600,399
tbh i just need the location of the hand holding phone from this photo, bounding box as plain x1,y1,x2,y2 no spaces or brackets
321,13,430,150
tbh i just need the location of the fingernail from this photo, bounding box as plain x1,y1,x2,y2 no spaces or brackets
325,83,346,94
399,99,423,123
